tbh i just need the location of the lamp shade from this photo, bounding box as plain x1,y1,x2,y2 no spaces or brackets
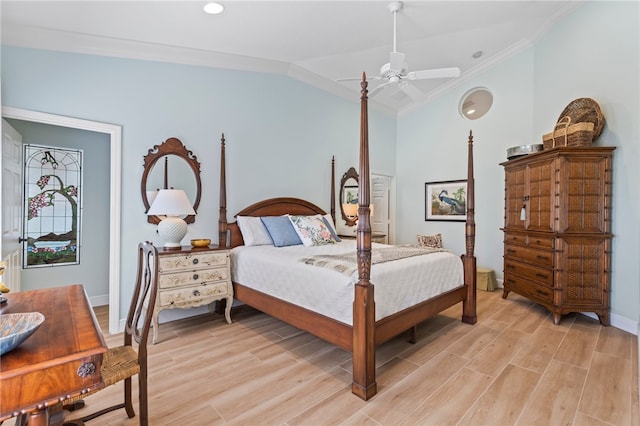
342,203,358,218
147,189,195,216
147,189,195,248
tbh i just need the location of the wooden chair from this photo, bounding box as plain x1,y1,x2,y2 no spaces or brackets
63,241,158,426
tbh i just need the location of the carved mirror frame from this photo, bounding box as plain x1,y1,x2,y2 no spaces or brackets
141,137,202,224
339,166,359,227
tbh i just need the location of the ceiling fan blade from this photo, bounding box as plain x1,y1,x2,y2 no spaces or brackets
369,81,392,97
336,75,384,82
407,67,461,80
389,52,406,71
399,82,425,101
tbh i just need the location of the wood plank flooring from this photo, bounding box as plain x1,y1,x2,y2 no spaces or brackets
26,290,640,425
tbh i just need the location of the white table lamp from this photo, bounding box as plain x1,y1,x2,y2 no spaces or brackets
147,189,196,248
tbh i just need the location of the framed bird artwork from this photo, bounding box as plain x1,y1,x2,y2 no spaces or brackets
425,180,467,221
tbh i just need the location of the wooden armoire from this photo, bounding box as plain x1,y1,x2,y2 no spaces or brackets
501,146,615,325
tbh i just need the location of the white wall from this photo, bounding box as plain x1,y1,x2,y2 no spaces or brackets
396,1,639,331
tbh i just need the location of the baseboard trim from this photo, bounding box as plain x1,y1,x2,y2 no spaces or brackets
89,293,109,307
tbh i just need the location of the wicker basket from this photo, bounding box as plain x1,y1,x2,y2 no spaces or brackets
543,116,595,149
557,97,604,142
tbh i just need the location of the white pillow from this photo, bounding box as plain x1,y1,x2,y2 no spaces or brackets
288,215,337,247
236,216,273,246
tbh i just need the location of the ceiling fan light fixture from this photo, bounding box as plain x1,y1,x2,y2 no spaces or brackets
203,2,224,15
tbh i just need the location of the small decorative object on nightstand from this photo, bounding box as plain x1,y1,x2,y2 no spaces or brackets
152,244,232,344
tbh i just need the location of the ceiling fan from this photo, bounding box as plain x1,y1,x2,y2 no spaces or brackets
338,1,461,101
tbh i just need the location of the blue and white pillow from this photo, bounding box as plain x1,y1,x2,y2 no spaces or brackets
288,215,337,247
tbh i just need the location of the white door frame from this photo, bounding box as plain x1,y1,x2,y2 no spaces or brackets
1,106,122,334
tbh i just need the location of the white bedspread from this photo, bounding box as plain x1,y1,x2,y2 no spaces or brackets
230,240,463,325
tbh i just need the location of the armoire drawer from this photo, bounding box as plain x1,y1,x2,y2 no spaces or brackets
505,274,554,304
504,233,554,250
504,244,553,267
504,258,553,286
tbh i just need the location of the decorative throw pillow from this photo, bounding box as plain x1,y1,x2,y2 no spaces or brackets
260,216,303,247
288,215,337,247
417,233,443,248
237,216,273,246
321,214,341,242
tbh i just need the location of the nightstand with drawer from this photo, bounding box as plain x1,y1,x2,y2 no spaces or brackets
153,245,232,344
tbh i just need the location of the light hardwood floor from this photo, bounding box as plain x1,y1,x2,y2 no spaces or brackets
60,290,639,425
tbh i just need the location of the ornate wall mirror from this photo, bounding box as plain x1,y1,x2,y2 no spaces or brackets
339,167,359,227
141,137,202,224
459,87,493,120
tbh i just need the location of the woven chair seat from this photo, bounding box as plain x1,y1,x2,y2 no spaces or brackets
102,346,140,386
64,346,140,406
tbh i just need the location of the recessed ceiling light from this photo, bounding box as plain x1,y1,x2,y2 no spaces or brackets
472,50,483,59
204,2,224,15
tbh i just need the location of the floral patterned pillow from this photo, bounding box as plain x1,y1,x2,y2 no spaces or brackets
417,233,443,248
288,215,337,247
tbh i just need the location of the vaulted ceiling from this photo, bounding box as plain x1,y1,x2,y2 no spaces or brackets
1,1,580,114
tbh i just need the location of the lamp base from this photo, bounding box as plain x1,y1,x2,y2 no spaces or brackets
157,216,187,248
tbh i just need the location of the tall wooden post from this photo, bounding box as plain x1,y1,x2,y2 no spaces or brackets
352,72,377,400
462,130,477,324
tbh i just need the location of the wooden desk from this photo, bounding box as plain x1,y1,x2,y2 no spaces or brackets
0,285,107,425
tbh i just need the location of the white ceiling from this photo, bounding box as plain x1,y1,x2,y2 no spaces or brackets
1,0,581,114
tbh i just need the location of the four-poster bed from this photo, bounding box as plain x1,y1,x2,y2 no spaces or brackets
218,73,477,400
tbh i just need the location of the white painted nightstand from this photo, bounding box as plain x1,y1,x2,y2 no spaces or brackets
152,245,232,344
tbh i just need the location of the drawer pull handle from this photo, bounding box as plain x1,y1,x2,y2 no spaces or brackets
192,258,199,265
536,273,548,279
193,273,199,280
537,255,549,261
535,289,548,296
507,249,516,253
77,362,96,378
193,290,201,296
506,265,515,269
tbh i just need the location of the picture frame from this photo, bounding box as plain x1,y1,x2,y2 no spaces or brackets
425,179,467,221
343,185,358,205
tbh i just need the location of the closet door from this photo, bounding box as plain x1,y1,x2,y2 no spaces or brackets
504,164,526,230
557,155,612,234
525,158,555,232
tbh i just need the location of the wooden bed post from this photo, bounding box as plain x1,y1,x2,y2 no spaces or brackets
331,156,336,225
218,133,228,248
462,130,477,324
352,72,377,400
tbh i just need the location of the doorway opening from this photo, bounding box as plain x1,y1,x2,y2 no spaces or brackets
1,106,122,334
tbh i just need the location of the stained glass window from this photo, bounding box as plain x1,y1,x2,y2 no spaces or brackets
23,145,83,267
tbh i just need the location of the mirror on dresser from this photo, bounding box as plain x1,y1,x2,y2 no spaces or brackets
339,167,359,227
141,137,202,224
